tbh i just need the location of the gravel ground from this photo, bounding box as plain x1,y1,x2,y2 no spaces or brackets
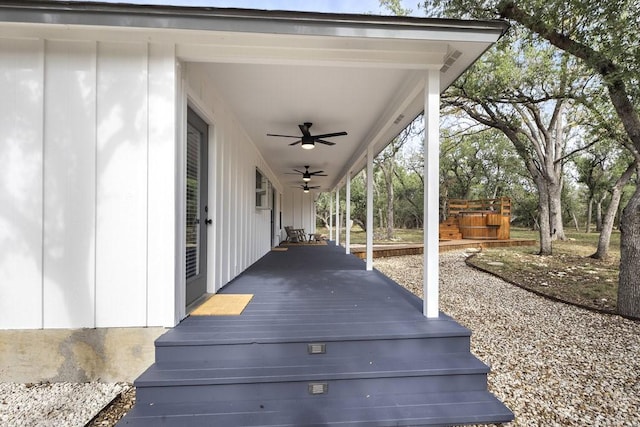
0,382,128,426
4,250,640,426
376,250,640,426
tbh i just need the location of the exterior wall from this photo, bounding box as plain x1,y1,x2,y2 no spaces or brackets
281,189,317,241
183,63,282,295
0,38,177,329
0,327,165,382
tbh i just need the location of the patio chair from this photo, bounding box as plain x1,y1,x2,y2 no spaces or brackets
284,226,306,243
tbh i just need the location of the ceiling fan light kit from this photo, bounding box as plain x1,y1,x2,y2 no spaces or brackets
267,122,347,150
267,123,346,191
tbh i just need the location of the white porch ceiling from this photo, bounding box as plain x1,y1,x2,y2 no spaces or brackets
177,24,504,193
198,61,414,192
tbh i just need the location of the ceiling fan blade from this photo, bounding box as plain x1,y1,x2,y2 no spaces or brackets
293,169,305,174
285,172,300,175
316,139,336,146
299,123,312,137
289,140,302,146
310,173,327,177
309,170,325,175
267,133,300,138
313,131,347,139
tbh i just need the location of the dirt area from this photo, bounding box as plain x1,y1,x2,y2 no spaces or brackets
467,247,619,313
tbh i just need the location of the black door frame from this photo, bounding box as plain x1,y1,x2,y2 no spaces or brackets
185,107,209,306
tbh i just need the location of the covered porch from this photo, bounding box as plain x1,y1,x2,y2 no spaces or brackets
121,243,513,426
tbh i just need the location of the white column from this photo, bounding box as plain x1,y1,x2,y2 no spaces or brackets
423,70,440,318
335,189,340,246
345,172,351,254
366,147,374,270
329,192,333,241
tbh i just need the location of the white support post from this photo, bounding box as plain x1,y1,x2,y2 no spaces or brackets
423,70,440,318
335,189,340,246
345,172,351,254
329,193,333,241
366,147,374,271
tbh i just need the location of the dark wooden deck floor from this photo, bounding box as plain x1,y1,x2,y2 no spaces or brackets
120,244,513,426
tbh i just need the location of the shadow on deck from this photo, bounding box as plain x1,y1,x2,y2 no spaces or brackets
119,244,513,426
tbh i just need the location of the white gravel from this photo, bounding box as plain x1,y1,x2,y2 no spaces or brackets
3,251,639,426
0,382,127,427
375,250,640,426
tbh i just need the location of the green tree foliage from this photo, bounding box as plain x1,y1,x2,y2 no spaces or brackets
424,0,640,317
440,34,596,253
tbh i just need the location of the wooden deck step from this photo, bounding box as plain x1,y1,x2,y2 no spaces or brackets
439,218,462,240
155,317,472,362
119,244,513,426
135,353,489,403
120,390,514,426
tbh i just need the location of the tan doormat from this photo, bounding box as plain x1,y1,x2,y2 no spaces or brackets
272,247,288,251
191,294,253,316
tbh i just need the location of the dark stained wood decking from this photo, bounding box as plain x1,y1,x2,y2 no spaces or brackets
120,244,513,426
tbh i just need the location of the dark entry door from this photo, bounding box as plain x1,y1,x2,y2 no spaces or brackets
185,107,209,306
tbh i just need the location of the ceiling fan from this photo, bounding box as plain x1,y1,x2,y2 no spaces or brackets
286,165,327,182
296,183,320,193
267,122,347,150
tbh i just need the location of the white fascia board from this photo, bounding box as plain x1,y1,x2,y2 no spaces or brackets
0,3,508,43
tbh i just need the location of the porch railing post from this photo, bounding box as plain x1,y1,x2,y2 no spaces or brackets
329,192,333,241
366,146,374,270
345,171,351,254
335,188,340,246
423,69,440,318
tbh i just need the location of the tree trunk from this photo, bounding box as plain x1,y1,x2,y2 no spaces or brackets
380,161,395,240
538,184,553,255
548,180,565,240
585,197,593,233
353,218,366,232
571,211,580,231
618,181,640,318
595,195,604,232
592,163,636,259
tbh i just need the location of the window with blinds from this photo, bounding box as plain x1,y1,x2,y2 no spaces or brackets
186,123,201,280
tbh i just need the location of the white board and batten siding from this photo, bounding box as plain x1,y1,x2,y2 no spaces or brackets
0,39,177,329
281,189,317,240
0,40,293,330
184,63,282,295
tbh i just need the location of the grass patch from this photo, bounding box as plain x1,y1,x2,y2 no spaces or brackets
468,228,620,312
317,227,424,244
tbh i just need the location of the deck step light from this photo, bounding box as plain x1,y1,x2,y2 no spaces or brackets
307,343,326,354
308,383,329,395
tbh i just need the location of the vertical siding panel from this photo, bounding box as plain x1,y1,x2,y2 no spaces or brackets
0,39,44,329
147,43,176,326
42,41,97,328
231,126,238,273
215,125,224,291
95,42,148,327
206,113,216,294
222,131,231,284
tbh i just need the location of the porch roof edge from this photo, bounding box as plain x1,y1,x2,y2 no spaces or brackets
0,1,509,40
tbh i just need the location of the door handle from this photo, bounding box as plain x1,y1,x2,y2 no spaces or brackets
205,219,213,225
